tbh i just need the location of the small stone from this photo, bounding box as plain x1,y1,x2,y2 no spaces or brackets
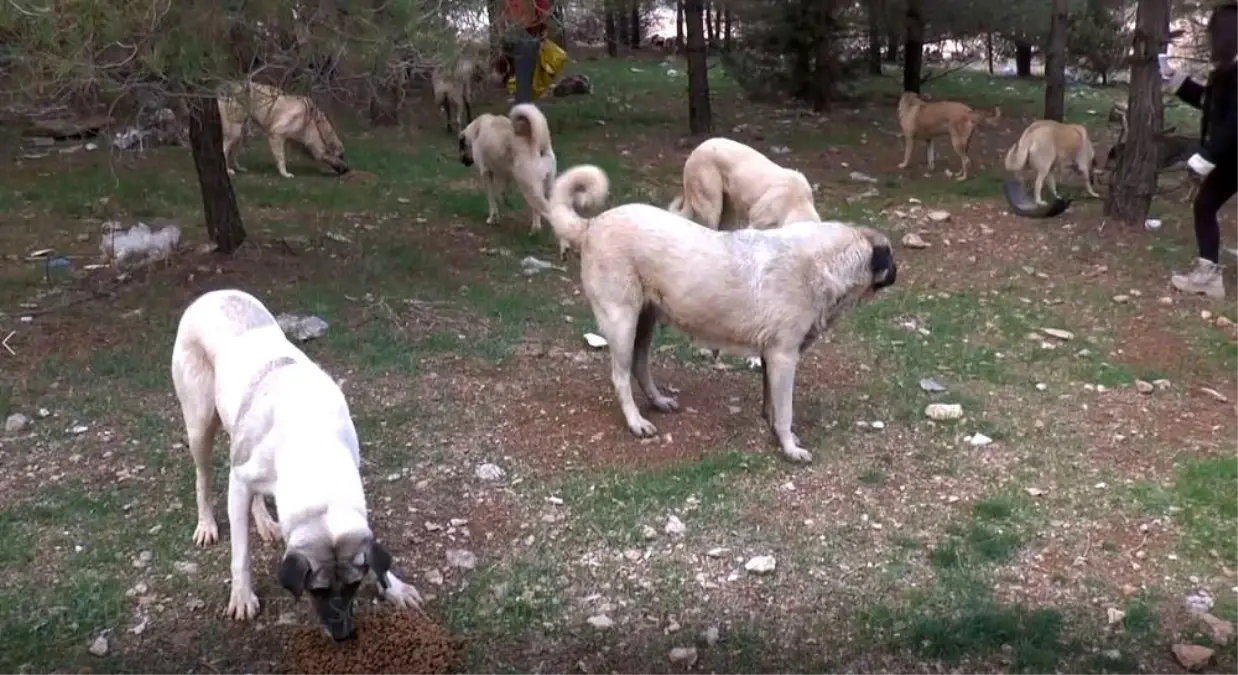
1025,487,1045,497
623,549,642,562
132,550,152,569
966,433,993,447
1040,328,1075,341
445,549,476,570
665,515,687,536
926,209,951,222
173,561,199,575
1135,380,1154,394
1153,378,1172,390
4,413,30,433
642,525,659,540
88,635,109,656
924,403,963,421
870,420,885,430
1158,296,1174,305
1215,316,1234,328
744,555,776,574
474,463,505,481
668,646,699,667
1198,613,1234,644
706,547,728,558
1035,382,1048,391
1107,607,1125,625
424,569,444,586
1200,310,1213,321
1112,294,1130,303
583,332,609,349
1172,643,1214,671
700,625,720,647
901,232,930,249
1102,649,1122,660
1200,387,1229,403
37,408,51,418
919,377,947,393
587,614,615,630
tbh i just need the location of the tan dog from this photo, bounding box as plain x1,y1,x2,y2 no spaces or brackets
546,165,898,464
668,137,821,230
896,92,1001,181
459,103,558,237
431,55,483,135
219,81,348,179
1004,120,1101,207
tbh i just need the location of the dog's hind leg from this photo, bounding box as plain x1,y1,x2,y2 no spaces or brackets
631,304,679,413
952,131,972,181
925,140,936,171
173,352,222,547
762,348,810,463
268,135,294,178
595,304,659,437
759,360,798,447
1032,170,1050,207
250,495,281,544
897,131,915,169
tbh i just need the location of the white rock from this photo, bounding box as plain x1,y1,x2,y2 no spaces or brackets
474,463,505,481
966,433,993,447
870,420,885,430
668,646,699,667
849,170,879,183
1025,487,1045,497
173,561,199,575
924,403,963,421
642,525,659,540
445,549,476,570
587,614,615,629
1107,607,1126,625
1135,380,1154,394
706,547,728,558
88,635,109,656
744,555,776,574
700,625,720,646
926,210,951,222
665,515,687,536
901,232,930,249
1040,327,1075,340
583,332,609,349
424,569,444,585
4,413,30,433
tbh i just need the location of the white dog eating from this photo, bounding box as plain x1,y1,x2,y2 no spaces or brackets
170,289,422,640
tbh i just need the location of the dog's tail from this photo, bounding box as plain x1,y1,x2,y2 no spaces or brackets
667,195,685,215
547,164,609,255
510,103,552,153
1004,132,1032,173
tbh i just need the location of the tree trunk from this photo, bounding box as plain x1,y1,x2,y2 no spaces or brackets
676,0,684,49
885,31,899,62
901,0,924,93
487,0,502,59
790,0,815,99
684,0,711,135
1044,0,1069,120
986,31,994,74
1015,40,1033,77
604,2,619,57
616,1,630,49
724,5,732,51
866,0,883,75
1104,0,1169,225
812,0,835,112
629,2,641,48
187,96,245,255
704,0,713,49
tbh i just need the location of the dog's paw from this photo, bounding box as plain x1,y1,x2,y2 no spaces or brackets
627,416,659,438
279,172,295,179
781,445,813,463
226,168,237,177
485,214,499,226
897,162,909,169
381,573,425,610
650,394,679,413
226,585,261,621
193,519,219,547
253,518,282,544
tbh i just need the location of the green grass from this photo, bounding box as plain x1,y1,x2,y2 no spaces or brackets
931,493,1038,570
1129,456,1238,566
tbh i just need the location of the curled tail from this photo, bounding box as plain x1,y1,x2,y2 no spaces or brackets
1004,134,1031,173
547,165,609,257
509,103,552,154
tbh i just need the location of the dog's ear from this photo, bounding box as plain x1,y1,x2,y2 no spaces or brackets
368,541,394,590
277,550,314,599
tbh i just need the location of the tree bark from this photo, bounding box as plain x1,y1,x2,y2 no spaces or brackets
684,0,712,135
901,0,924,93
866,0,884,75
812,0,835,112
1104,0,1169,225
1015,40,1033,77
723,5,732,51
676,0,684,49
616,0,630,49
604,1,619,57
986,31,994,74
187,96,245,255
1044,0,1069,120
487,0,502,59
629,2,641,48
704,0,713,48
885,30,899,62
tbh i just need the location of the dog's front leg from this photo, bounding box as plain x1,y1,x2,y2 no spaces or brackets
483,171,501,225
225,475,261,621
926,141,935,171
763,350,810,463
269,136,294,179
250,494,281,544
760,360,798,447
897,133,915,169
379,571,426,612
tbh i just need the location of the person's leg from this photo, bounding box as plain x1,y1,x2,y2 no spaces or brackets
512,33,539,104
1171,161,1237,298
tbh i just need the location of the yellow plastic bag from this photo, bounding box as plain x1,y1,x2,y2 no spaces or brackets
506,38,568,99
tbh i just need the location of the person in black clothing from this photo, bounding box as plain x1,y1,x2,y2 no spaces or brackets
1164,1,1238,298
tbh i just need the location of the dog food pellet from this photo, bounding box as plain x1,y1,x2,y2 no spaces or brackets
281,607,462,674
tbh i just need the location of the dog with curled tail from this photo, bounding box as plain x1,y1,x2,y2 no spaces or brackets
458,102,558,235
546,165,899,463
170,289,423,640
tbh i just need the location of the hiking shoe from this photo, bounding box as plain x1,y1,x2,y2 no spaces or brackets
1170,257,1226,298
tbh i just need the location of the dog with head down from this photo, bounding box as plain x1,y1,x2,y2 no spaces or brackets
546,165,898,464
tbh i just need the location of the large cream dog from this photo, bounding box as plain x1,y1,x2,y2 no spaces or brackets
431,55,483,134
897,92,1001,181
218,81,348,179
170,289,422,639
668,137,821,230
1004,119,1101,207
458,103,557,236
546,165,898,463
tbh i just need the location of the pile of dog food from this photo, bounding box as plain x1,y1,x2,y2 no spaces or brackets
281,608,462,674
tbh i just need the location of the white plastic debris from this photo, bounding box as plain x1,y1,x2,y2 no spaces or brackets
99,221,181,266
584,332,609,349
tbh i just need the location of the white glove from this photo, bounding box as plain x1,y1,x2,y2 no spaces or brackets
1187,153,1216,178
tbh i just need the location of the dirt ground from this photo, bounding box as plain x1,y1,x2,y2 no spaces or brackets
0,55,1235,674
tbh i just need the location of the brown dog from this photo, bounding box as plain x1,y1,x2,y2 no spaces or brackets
896,92,1001,181
218,81,348,179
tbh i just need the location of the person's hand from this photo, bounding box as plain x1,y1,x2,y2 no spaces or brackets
1187,153,1216,178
